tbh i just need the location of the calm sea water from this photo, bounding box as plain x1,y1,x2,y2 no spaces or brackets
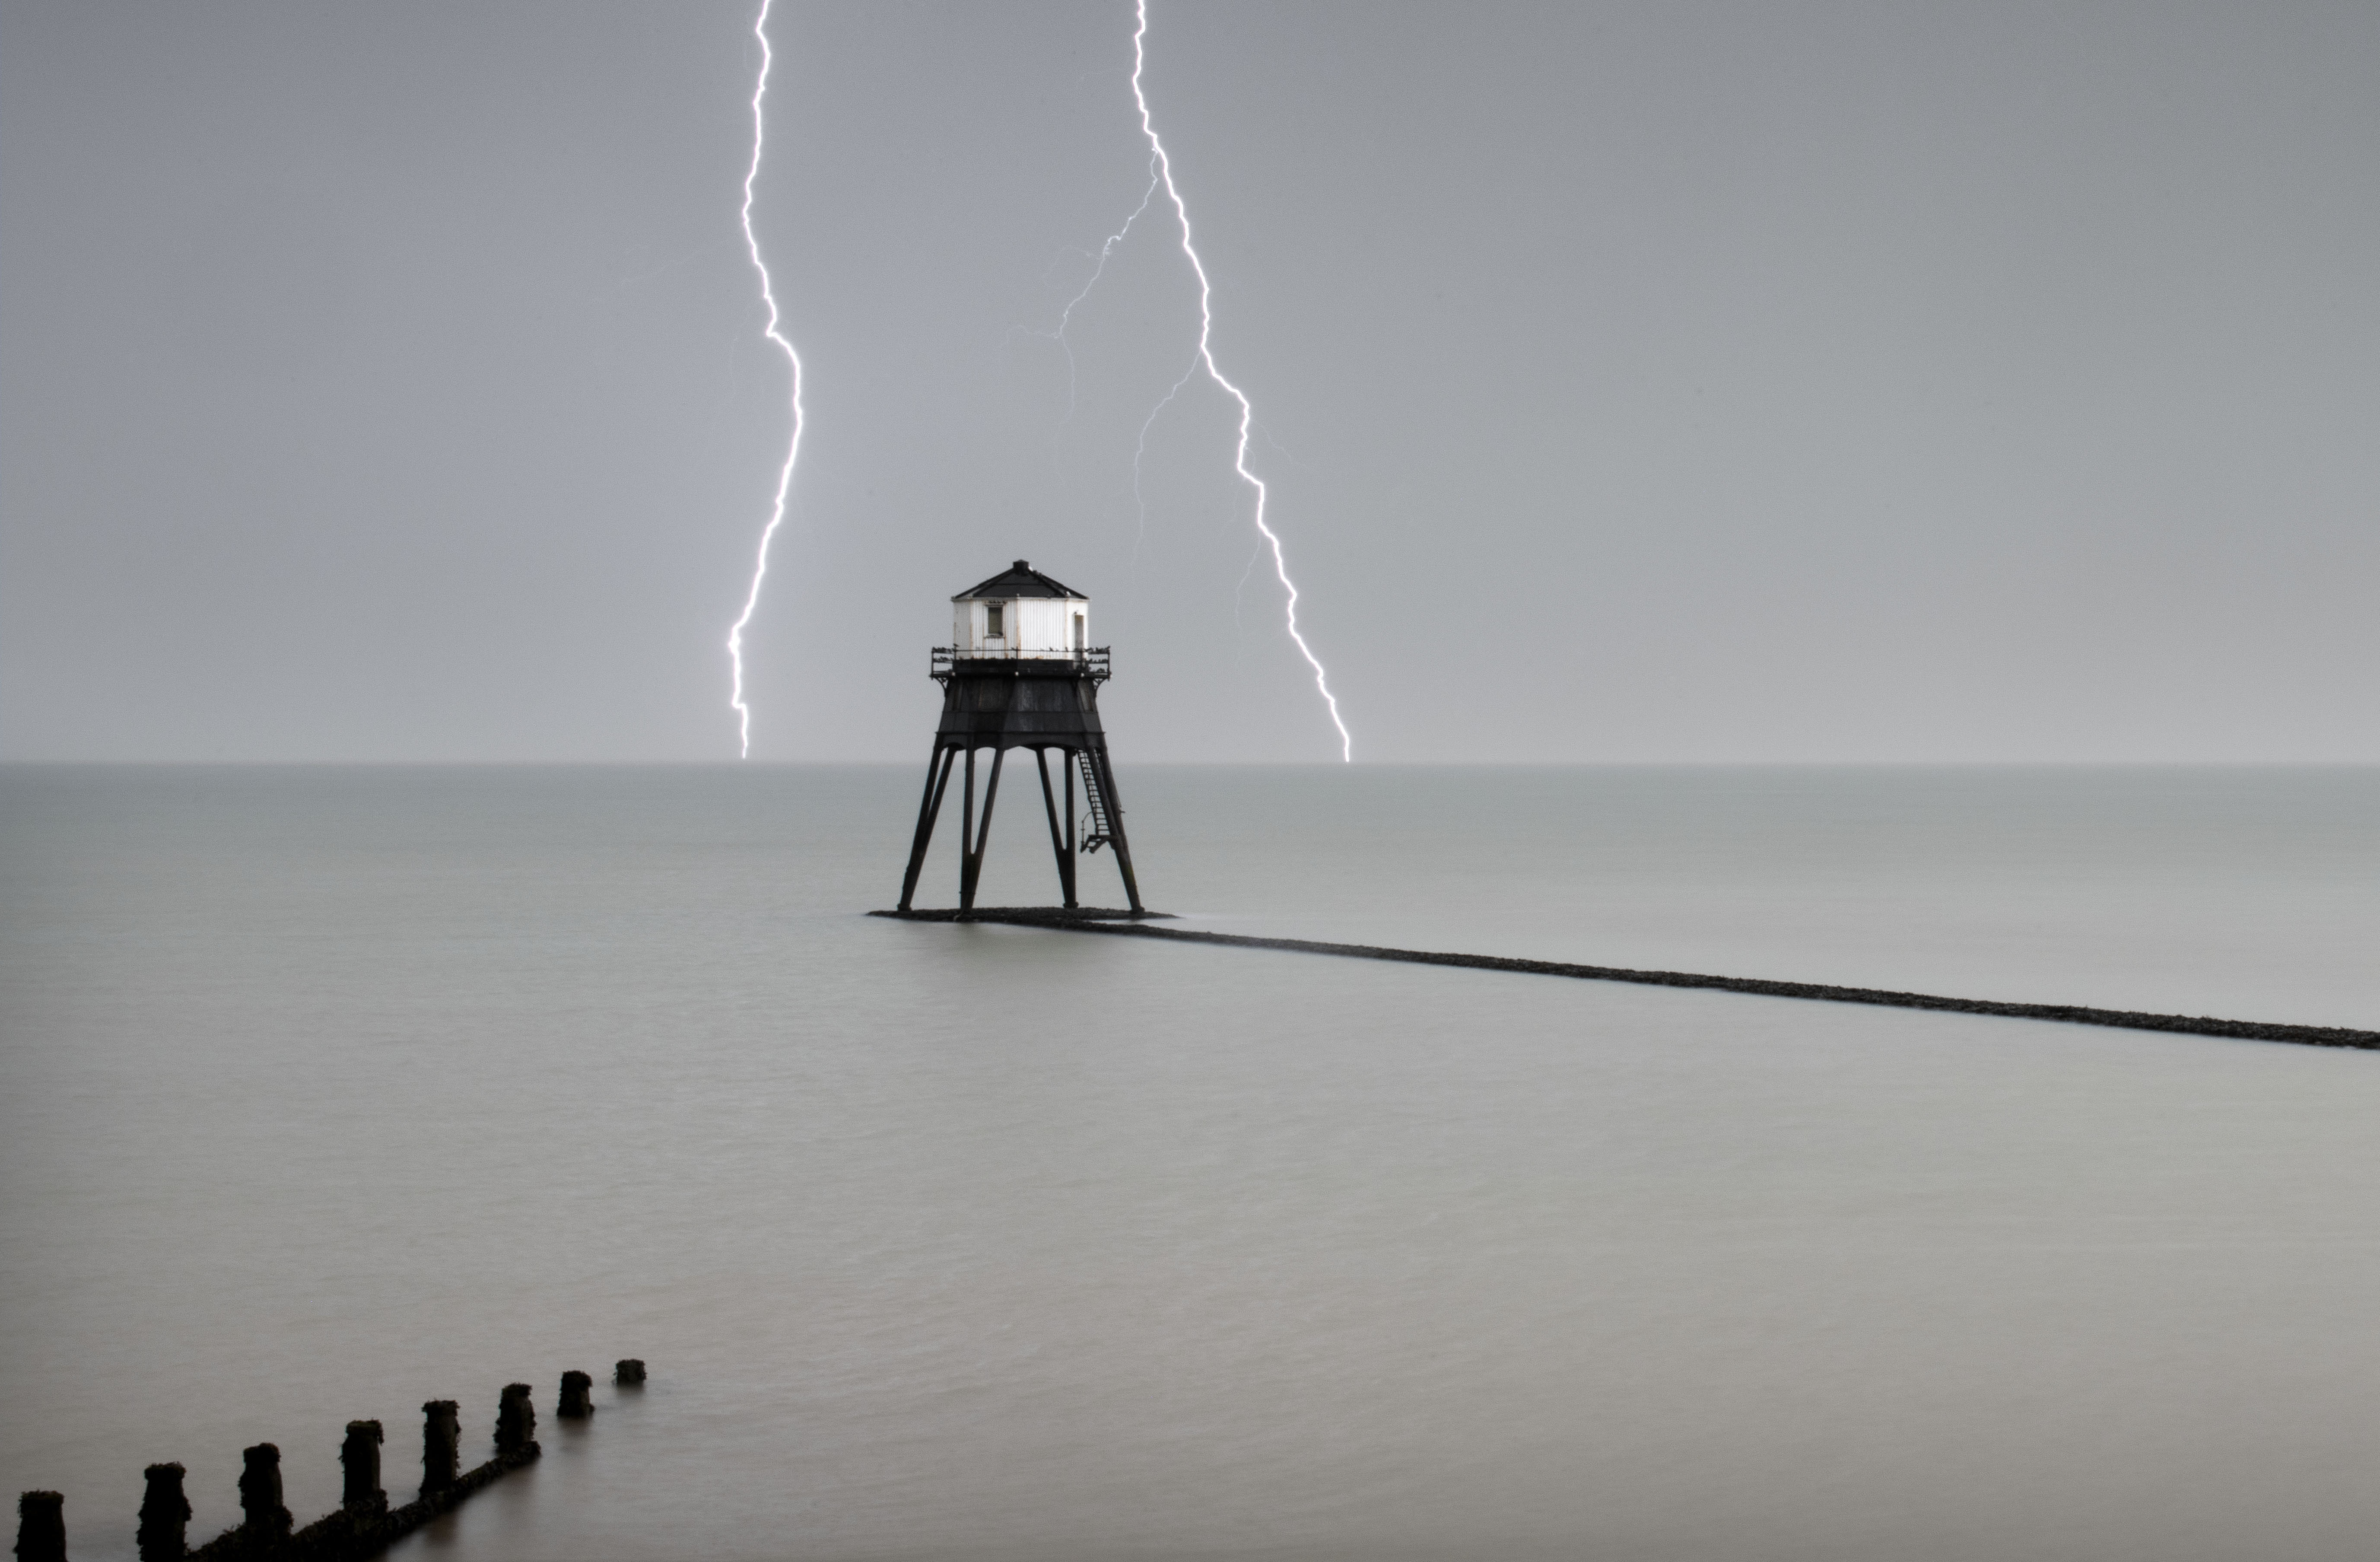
3,764,2377,1561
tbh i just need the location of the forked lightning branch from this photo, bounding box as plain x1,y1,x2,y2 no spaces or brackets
724,0,1351,761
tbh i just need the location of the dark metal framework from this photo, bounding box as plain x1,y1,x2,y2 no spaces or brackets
896,649,1143,914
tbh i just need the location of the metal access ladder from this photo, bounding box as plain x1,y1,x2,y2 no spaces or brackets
1076,752,1116,854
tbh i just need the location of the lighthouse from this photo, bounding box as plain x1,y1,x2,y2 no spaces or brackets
895,561,1145,916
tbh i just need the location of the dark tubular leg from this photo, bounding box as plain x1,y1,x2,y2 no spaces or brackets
957,747,976,909
1090,748,1144,913
927,751,957,861
1065,753,1077,892
1036,750,1076,908
962,748,1006,911
898,745,954,911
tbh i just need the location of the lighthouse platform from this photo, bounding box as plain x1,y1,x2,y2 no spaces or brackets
871,906,1172,923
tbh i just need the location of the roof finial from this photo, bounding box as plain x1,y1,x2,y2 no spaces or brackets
1014,559,1030,571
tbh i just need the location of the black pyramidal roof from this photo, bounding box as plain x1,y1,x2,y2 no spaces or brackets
953,560,1086,601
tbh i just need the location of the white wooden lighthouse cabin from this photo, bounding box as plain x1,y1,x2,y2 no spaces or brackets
950,560,1089,658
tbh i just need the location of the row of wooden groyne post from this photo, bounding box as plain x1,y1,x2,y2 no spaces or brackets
15,1359,644,1561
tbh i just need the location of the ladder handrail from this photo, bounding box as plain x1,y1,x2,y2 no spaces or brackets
1076,752,1115,854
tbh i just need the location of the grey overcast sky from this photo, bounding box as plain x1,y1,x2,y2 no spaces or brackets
2,1,2374,762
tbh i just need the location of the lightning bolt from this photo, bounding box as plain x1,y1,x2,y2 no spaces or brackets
1029,171,1160,421
725,0,805,759
1127,0,1352,761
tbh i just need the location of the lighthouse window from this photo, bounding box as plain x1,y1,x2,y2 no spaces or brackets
985,603,1004,638
1072,613,1085,649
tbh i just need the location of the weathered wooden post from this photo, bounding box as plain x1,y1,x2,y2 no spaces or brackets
137,1463,189,1560
419,1400,461,1499
341,1420,386,1515
614,1358,646,1386
557,1371,594,1420
494,1384,536,1457
237,1444,291,1541
15,1491,65,1562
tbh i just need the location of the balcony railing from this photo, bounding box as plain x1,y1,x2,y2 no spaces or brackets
932,646,1110,682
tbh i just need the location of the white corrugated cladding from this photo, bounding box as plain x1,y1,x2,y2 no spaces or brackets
950,592,1088,656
